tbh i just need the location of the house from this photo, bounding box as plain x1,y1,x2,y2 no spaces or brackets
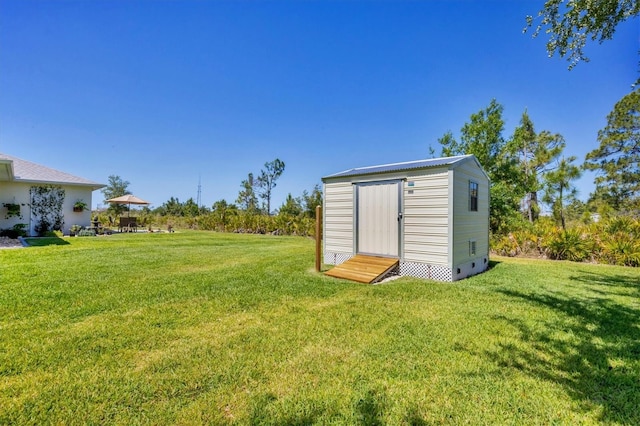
322,155,490,282
0,153,105,236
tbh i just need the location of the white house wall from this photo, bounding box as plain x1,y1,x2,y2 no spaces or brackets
0,181,94,236
0,182,32,230
62,186,95,233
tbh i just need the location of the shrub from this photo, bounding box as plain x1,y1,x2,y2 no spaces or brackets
491,234,520,257
34,219,51,237
0,229,20,239
77,229,96,237
600,232,640,267
544,228,589,262
0,223,28,238
605,217,636,235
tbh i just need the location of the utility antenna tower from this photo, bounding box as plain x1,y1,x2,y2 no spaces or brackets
196,175,202,208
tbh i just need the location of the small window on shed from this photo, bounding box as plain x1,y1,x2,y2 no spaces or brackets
469,240,477,256
469,181,478,211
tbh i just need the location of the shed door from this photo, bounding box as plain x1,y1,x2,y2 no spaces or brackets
356,181,401,257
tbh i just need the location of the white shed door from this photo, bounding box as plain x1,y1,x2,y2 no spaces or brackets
357,181,401,257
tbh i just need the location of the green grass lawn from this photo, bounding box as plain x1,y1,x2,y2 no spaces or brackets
1,232,638,425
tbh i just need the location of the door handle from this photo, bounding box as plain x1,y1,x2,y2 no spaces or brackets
398,212,403,221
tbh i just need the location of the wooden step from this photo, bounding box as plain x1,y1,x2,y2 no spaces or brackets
325,254,399,284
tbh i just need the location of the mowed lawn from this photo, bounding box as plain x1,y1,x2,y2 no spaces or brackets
1,232,638,425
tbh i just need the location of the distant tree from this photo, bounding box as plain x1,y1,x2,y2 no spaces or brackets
461,99,506,175
508,110,565,222
183,198,200,217
437,131,460,158
212,199,237,229
301,184,323,218
564,198,587,224
584,88,640,212
543,156,582,230
586,188,617,220
236,173,259,213
525,0,640,70
256,159,286,215
101,175,131,217
160,197,184,216
438,99,523,233
278,193,303,217
525,2,640,216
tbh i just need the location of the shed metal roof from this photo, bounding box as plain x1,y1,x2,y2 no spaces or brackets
0,153,105,189
323,155,474,180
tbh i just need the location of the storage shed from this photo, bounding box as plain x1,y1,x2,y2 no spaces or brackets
322,155,489,282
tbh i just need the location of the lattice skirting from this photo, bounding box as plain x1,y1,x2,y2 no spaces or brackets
325,254,487,282
324,251,354,266
400,262,453,282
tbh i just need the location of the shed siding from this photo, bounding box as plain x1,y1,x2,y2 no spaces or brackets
451,161,490,266
323,181,354,254
402,171,449,265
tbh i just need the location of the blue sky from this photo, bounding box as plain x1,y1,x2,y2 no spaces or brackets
1,0,637,210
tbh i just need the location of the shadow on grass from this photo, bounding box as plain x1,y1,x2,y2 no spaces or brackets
488,259,501,270
249,392,322,425
570,270,639,296
24,236,70,247
247,388,404,425
489,284,640,423
355,389,385,425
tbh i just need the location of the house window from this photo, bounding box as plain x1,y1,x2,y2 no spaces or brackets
469,181,478,212
469,240,477,256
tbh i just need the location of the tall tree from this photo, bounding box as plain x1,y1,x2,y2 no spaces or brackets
212,199,237,230
159,197,184,216
301,184,323,218
447,99,507,176
438,131,462,158
101,175,130,217
543,156,582,230
584,88,640,212
278,193,303,217
526,2,640,215
438,99,523,233
183,198,200,217
256,158,285,215
236,173,259,213
508,110,565,222
525,0,640,70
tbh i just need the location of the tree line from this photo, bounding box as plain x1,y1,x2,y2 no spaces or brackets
98,159,323,236
433,94,639,265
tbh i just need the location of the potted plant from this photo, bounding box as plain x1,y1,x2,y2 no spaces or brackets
73,200,88,212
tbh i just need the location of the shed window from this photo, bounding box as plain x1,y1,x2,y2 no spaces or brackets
469,181,478,211
469,240,477,256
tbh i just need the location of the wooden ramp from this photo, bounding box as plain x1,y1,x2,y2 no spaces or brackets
325,255,399,284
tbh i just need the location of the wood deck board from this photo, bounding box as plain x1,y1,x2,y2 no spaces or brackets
325,255,399,284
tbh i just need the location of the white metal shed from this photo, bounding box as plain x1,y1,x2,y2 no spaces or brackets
322,155,490,282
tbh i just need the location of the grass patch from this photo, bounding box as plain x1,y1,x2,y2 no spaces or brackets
1,232,639,424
